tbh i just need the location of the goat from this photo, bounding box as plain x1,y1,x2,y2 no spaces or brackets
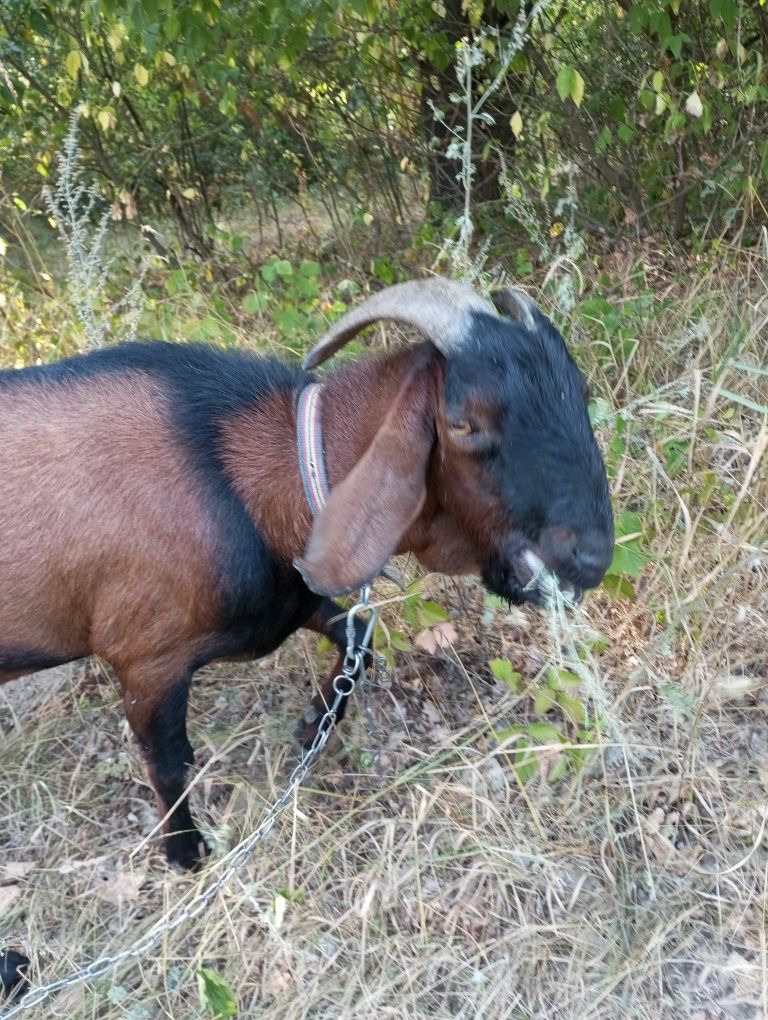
0,279,614,870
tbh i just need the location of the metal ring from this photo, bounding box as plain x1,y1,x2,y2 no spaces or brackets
343,648,365,674
332,673,356,696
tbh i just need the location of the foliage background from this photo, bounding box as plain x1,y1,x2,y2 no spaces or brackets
1,0,766,262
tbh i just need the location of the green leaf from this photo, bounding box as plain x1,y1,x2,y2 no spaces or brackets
549,669,581,692
274,258,294,278
608,541,651,578
532,688,556,715
165,269,188,296
627,4,648,32
556,66,584,106
710,0,737,31
595,126,612,155
525,722,563,743
556,66,573,103
665,34,683,59
548,754,570,782
417,600,449,627
515,749,538,783
557,693,586,726
197,968,237,1019
275,306,303,335
649,11,672,39
134,63,149,87
66,50,82,80
243,291,268,315
260,260,278,284
389,629,413,652
570,69,585,107
588,396,614,426
601,574,636,600
615,509,643,536
488,659,522,691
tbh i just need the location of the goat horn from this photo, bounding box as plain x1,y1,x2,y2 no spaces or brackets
302,278,494,370
489,288,539,330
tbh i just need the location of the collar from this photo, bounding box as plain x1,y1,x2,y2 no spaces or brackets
296,383,330,517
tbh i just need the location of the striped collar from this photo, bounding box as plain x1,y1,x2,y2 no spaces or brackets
296,383,330,517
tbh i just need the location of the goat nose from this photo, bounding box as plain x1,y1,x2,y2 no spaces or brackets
573,530,614,584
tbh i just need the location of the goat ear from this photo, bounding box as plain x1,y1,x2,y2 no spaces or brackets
294,369,434,597
490,288,539,330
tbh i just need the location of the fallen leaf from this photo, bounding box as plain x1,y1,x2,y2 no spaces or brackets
263,963,294,994
1,862,36,881
95,872,145,907
415,621,458,654
0,885,23,918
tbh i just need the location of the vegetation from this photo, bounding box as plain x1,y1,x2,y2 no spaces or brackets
1,0,767,1017
1,0,765,256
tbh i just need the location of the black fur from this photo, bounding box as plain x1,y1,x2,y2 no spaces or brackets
134,675,204,870
0,647,73,674
0,949,30,1002
447,310,614,597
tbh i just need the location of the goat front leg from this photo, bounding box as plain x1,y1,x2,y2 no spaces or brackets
119,662,208,871
294,598,372,749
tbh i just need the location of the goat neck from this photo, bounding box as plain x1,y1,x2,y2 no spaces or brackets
219,343,442,572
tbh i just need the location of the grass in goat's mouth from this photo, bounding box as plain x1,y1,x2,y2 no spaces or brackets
538,568,624,743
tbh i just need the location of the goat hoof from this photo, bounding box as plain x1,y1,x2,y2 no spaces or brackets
165,830,210,872
0,949,30,1002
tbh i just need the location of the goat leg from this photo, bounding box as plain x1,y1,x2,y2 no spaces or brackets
294,599,372,749
120,663,208,870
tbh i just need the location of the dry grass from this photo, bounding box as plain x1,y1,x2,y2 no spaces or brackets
1,240,767,1019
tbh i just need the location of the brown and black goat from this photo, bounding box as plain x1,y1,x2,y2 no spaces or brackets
0,279,614,870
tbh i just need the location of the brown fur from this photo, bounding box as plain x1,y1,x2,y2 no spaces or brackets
219,389,312,565
0,375,221,689
220,344,494,590
295,351,436,593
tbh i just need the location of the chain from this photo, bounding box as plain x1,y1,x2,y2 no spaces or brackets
4,587,377,1018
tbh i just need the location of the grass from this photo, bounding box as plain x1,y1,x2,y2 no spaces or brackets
0,222,766,1018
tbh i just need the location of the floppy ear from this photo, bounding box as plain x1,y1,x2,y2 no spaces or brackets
294,366,435,596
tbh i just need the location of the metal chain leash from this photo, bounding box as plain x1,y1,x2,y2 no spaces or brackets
4,587,378,1018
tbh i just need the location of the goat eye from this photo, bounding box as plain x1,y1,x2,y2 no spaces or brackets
449,420,473,437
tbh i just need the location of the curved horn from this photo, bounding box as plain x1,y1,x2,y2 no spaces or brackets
490,287,539,330
303,278,494,370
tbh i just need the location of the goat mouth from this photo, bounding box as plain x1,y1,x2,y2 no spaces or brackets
483,548,583,607
516,549,583,605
